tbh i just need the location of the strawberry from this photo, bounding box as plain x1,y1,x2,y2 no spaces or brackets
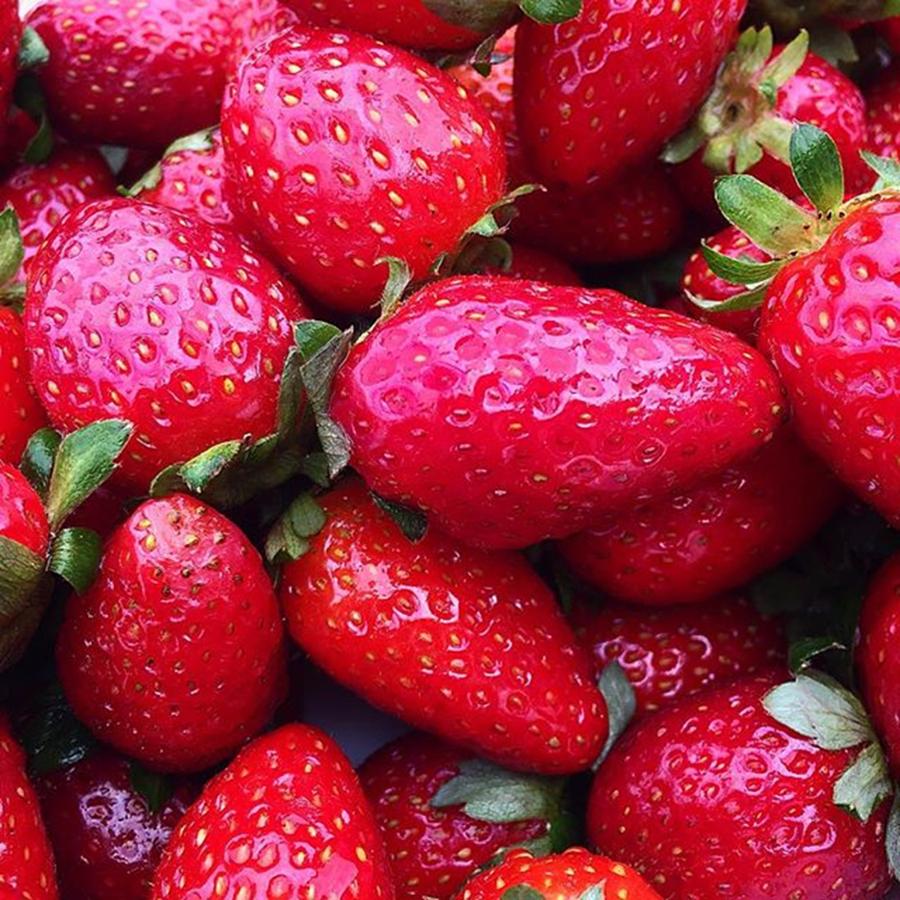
26,0,237,150
514,0,746,189
0,716,58,899
221,26,507,314
56,493,288,773
36,750,197,900
483,244,582,286
151,723,394,900
230,0,299,71
459,847,661,900
359,733,569,899
571,595,784,716
0,0,18,163
588,672,893,898
278,478,609,775
0,460,49,559
866,63,900,161
557,428,844,606
0,307,47,465
25,197,309,491
329,275,785,550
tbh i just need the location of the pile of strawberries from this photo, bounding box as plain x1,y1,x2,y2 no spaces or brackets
6,0,900,897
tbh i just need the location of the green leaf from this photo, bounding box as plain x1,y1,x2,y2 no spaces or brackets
48,528,102,594
686,283,767,314
286,492,326,538
862,151,900,190
128,127,217,195
129,761,175,814
502,888,545,900
371,493,428,542
20,428,61,498
179,439,244,494
789,124,844,215
18,681,96,776
275,344,304,444
886,789,900,880
22,113,54,165
45,420,133,531
265,492,326,564
758,29,808,93
0,208,24,287
0,535,45,622
788,636,845,674
294,320,342,360
700,243,784,286
808,21,858,66
595,662,636,767
519,0,582,23
378,257,414,318
422,0,520,32
661,125,707,165
148,462,185,500
18,27,49,69
832,742,892,822
577,887,605,900
736,25,773,78
300,452,331,488
750,116,793,166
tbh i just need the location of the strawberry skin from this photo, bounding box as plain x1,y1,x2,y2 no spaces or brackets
221,26,506,314
36,750,197,900
25,197,308,490
489,245,582,286
866,63,900,161
330,276,785,550
230,0,299,71
571,595,784,716
558,428,843,605
459,847,661,900
0,308,47,466
514,0,746,188
151,723,394,900
280,479,608,775
0,461,49,557
588,674,891,899
0,0,17,162
56,493,287,773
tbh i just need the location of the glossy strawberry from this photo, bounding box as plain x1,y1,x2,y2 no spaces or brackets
459,848,661,900
0,0,18,163
280,479,608,775
558,428,843,605
484,244,582,286
0,716,58,899
151,723,394,900
330,276,785,550
222,26,506,313
0,461,49,557
25,197,308,490
27,0,236,149
36,751,197,900
0,308,47,465
56,493,287,773
866,63,900,161
230,0,299,70
571,595,784,716
514,0,746,189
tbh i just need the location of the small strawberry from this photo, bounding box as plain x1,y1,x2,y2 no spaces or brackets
514,0,746,189
221,26,507,314
459,847,661,900
558,428,843,605
329,275,785,550
0,716,58,899
36,750,197,900
0,306,47,464
866,63,900,161
56,493,288,773
278,478,610,775
151,723,394,900
571,595,784,716
0,0,18,162
360,733,570,900
588,672,893,898
483,244,582,286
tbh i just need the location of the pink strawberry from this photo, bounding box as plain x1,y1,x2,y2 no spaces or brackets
0,307,47,465
221,26,506,313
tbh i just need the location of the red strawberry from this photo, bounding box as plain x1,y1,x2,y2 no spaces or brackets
25,197,308,491
230,0,299,71
0,461,49,557
514,0,746,189
571,595,784,716
279,478,608,775
0,308,47,465
27,0,237,150
56,493,287,773
558,428,843,606
0,716,58,899
483,244,582,286
36,751,197,900
0,0,18,163
221,26,506,314
459,847,661,900
151,723,394,900
866,63,900,161
329,275,785,550
360,733,567,900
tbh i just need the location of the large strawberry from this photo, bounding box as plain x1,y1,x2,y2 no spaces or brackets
514,0,746,189
0,0,18,162
25,197,309,491
56,493,287,773
0,716,58,899
589,672,893,898
221,26,507,314
279,478,610,775
151,723,394,900
329,275,785,550
558,428,843,605
0,307,46,464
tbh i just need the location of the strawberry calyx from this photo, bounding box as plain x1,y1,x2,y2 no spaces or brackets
423,0,581,35
12,29,54,165
501,885,606,900
124,126,218,197
0,208,25,306
595,662,636,768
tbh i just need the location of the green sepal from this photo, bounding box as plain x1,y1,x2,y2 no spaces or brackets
751,115,793,165
686,283,767,315
808,22,858,67
371,493,428,543
435,32,505,77
832,741,892,821
13,73,55,165
20,428,61,498
265,491,327,564
422,0,520,34
700,243,785,285
0,535,45,622
661,126,706,166
578,888,605,900
378,257,414,319
47,527,102,594
788,636,845,674
300,452,331,488
862,151,900,191
758,29,809,96
502,889,544,900
887,789,900,880
595,661,636,767
128,127,217,196
22,112,54,165
0,207,24,287
17,27,49,69
519,0,582,23
789,124,844,214
129,762,175,814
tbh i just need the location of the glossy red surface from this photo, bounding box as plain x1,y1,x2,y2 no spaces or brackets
0,308,47,466
0,0,17,163
0,461,49,557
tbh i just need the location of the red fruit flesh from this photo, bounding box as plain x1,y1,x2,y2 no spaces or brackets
0,0,18,163
56,494,287,773
25,197,308,490
331,276,785,550
151,724,394,900
280,479,608,775
0,461,49,557
588,674,892,899
36,751,197,900
222,26,506,314
558,428,843,605
0,308,47,466
359,733,548,900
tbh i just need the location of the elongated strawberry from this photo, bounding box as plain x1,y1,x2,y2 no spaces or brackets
56,493,287,773
515,0,746,189
0,0,18,162
221,26,506,313
279,478,609,774
330,276,785,550
151,723,394,900
0,307,46,464
558,428,843,605
25,197,308,491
